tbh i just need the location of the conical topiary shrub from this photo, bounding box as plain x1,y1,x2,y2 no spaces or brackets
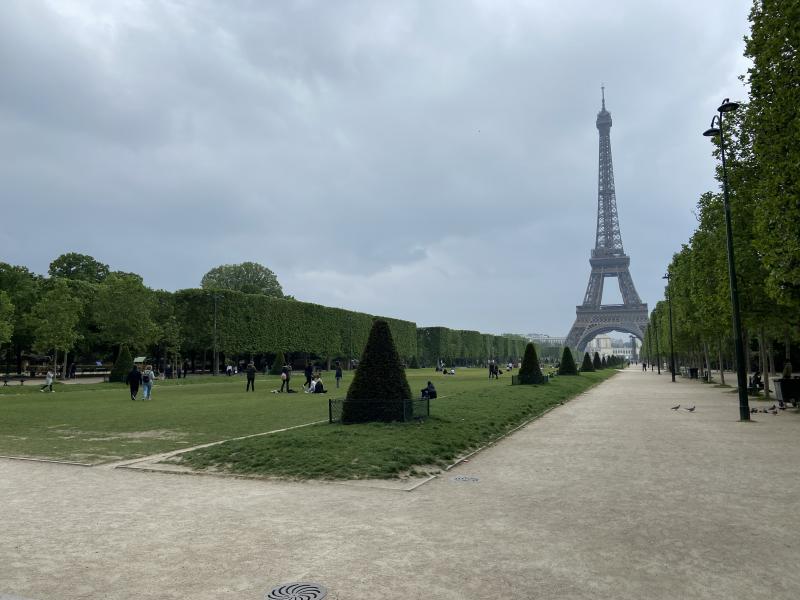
342,320,412,423
517,342,546,384
558,347,578,375
601,356,608,368
581,352,595,372
593,352,602,370
269,351,285,375
110,345,132,383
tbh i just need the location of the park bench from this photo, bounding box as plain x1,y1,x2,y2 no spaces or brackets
2,375,27,386
774,377,800,407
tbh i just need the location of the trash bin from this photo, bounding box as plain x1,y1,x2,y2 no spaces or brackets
689,367,699,379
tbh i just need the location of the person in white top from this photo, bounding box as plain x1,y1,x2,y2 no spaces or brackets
40,369,55,393
142,364,156,400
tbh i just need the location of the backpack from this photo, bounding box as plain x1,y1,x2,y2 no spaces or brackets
281,373,287,381
143,373,150,383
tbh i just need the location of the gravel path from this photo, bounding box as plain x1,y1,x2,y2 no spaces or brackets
2,368,798,599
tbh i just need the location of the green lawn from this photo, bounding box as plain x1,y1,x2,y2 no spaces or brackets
173,368,616,479
0,368,616,472
0,374,329,463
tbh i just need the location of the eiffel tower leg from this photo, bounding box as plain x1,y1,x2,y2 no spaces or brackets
617,269,642,305
582,271,604,307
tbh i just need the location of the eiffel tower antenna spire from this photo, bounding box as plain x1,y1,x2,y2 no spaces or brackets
565,92,648,353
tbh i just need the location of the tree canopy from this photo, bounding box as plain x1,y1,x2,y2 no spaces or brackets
48,253,110,283
201,262,284,297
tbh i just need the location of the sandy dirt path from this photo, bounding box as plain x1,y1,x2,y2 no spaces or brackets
2,368,799,599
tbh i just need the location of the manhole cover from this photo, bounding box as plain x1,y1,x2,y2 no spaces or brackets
266,582,327,600
451,475,480,482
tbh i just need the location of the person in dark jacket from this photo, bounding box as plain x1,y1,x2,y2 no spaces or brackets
246,362,256,391
421,381,437,400
127,365,142,401
335,364,343,388
304,363,313,388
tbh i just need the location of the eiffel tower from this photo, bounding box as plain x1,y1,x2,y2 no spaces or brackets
565,89,648,352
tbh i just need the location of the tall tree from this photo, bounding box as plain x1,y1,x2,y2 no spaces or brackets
744,0,800,310
48,253,110,283
30,279,83,376
93,273,157,352
201,262,284,297
0,263,41,371
0,291,14,348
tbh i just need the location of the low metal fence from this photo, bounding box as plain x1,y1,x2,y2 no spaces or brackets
329,397,430,424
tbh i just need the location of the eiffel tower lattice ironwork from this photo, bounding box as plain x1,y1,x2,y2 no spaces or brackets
565,89,648,352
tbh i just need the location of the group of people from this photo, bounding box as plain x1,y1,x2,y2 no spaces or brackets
488,361,504,379
126,364,157,401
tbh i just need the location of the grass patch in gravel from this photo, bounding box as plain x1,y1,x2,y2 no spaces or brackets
173,369,616,479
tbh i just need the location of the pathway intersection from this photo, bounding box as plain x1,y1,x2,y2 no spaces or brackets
2,367,798,599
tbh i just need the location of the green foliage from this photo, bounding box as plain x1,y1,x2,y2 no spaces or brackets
593,352,602,370
417,327,526,365
110,345,132,383
744,0,800,309
270,351,285,374
601,356,607,368
94,273,158,351
0,262,41,353
580,352,595,372
558,346,578,375
408,355,420,369
30,279,83,354
0,291,14,347
201,262,284,298
48,253,109,283
343,320,412,423
518,343,545,384
174,288,417,360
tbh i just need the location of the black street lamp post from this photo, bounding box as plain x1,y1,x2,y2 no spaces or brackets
703,98,750,421
663,272,676,382
647,323,653,370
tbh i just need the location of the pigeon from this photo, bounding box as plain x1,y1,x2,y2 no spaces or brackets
770,410,778,415
685,406,696,412
671,404,680,410
751,407,759,414
769,404,776,411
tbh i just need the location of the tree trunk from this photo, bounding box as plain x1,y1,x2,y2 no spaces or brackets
53,348,59,380
61,350,69,379
768,340,776,378
759,327,770,399
703,342,712,382
718,340,725,385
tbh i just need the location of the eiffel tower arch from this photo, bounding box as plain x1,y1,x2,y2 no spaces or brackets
565,89,648,353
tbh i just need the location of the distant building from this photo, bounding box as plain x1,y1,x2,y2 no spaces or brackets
585,335,641,359
526,333,567,347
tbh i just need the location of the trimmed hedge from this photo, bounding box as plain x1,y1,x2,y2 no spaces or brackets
518,342,546,384
593,352,602,370
581,352,595,372
174,288,417,360
269,351,285,375
342,320,412,423
558,347,578,375
110,345,132,383
417,327,526,366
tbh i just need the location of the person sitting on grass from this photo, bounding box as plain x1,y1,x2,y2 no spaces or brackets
421,381,437,400
313,376,327,394
304,375,317,393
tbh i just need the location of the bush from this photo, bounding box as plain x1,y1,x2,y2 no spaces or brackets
558,347,578,375
601,356,608,368
593,352,602,370
269,351,285,375
408,355,420,369
109,345,132,383
580,352,595,372
342,320,412,423
517,343,546,384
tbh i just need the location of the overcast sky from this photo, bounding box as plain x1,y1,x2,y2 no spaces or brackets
0,0,752,336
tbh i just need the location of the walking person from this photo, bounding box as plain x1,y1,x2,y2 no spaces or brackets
246,362,256,391
40,368,55,393
127,364,142,401
335,363,343,389
142,364,156,400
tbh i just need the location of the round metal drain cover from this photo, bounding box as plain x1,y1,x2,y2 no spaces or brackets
266,582,327,600
451,475,479,482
